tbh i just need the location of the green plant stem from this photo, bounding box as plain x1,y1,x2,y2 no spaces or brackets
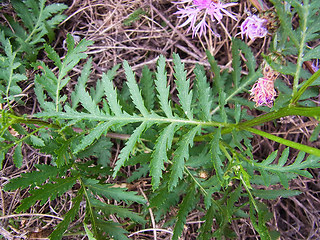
195,106,320,142
292,4,308,97
0,127,42,153
241,126,320,157
38,112,233,128
237,106,320,129
2,112,60,129
79,178,98,237
291,68,320,104
240,175,258,213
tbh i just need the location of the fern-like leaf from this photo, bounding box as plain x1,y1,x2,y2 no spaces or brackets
85,179,146,204
150,123,177,189
101,70,123,116
173,53,193,120
35,35,93,112
17,177,77,212
0,31,27,102
252,149,320,188
49,188,83,240
123,61,149,116
113,122,148,177
169,125,201,190
155,55,173,118
3,0,67,61
172,183,198,240
140,65,155,111
4,164,63,190
194,64,212,121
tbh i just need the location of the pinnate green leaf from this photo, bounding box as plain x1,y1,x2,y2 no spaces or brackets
17,177,77,212
252,189,301,200
113,122,148,177
172,183,197,240
123,61,149,116
4,164,62,190
173,53,193,120
85,180,146,204
194,64,212,121
140,65,155,111
50,188,83,240
155,55,173,118
169,125,201,190
150,123,177,189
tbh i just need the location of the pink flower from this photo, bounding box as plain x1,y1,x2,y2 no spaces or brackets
250,77,277,108
240,15,268,40
175,0,237,37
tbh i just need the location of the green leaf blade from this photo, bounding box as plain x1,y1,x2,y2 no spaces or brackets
168,125,201,190
123,61,149,116
173,53,193,120
155,55,173,118
113,122,148,177
150,123,177,190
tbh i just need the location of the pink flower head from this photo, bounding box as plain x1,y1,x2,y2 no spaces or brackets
250,77,277,108
240,15,268,40
175,0,237,37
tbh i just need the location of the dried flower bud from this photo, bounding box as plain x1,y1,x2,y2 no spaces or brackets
250,77,277,108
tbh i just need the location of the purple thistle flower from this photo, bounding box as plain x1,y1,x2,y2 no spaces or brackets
175,0,237,37
240,15,268,40
250,77,277,108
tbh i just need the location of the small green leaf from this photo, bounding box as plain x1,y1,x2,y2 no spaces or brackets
84,223,97,240
172,183,197,240
123,61,149,116
50,188,83,240
155,55,172,118
13,142,23,168
173,53,193,120
123,8,146,26
113,122,148,177
85,180,146,204
252,189,301,200
150,123,177,189
30,135,45,147
169,125,201,190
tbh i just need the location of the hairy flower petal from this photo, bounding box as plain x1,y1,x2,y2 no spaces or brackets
175,0,237,37
241,15,268,40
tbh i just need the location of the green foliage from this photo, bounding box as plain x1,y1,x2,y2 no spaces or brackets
0,31,27,103
0,0,67,62
1,1,320,239
269,0,320,102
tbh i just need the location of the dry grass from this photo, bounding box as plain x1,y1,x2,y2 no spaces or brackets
0,0,319,239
